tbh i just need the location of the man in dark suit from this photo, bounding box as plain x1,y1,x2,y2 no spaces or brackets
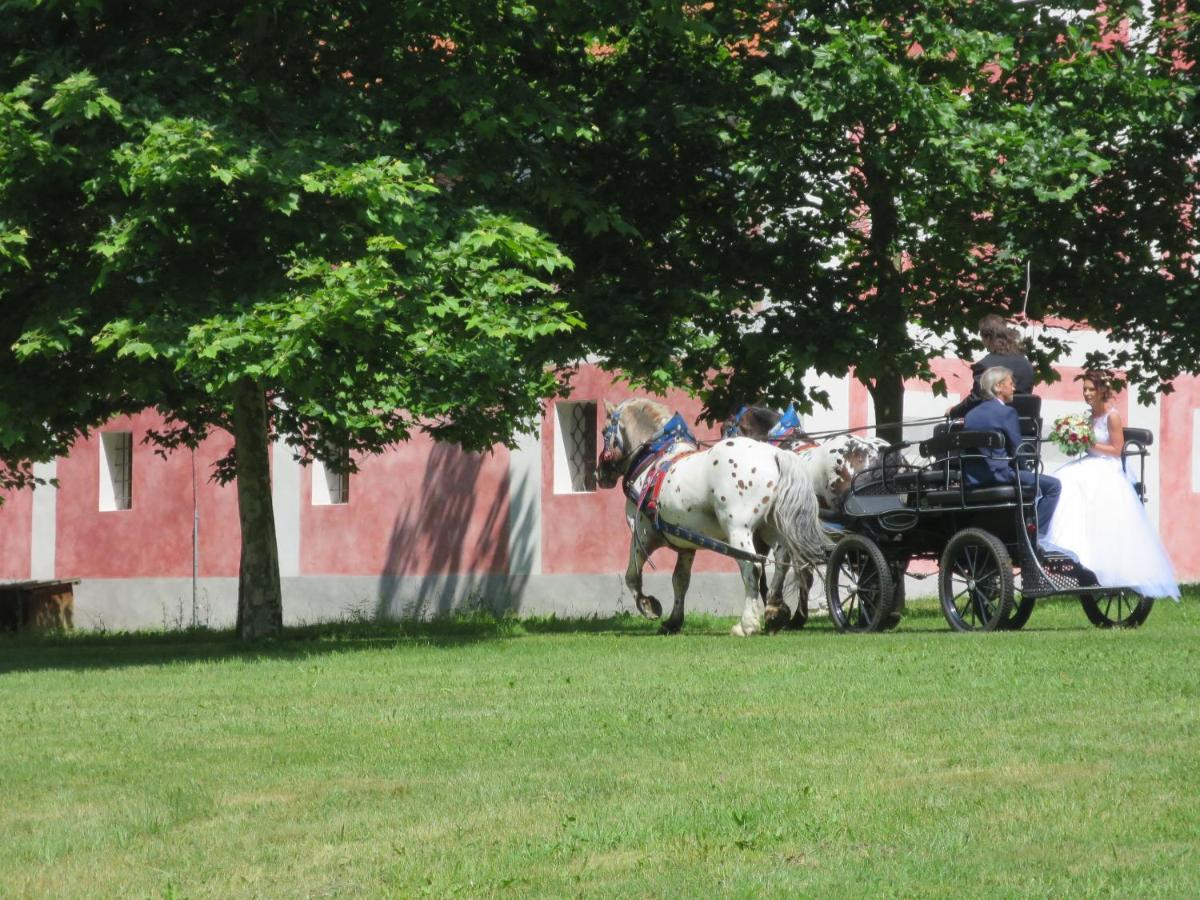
963,366,1060,536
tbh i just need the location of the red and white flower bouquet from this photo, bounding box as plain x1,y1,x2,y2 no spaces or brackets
1049,413,1094,456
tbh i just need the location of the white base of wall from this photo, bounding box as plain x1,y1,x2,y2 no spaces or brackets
67,571,945,632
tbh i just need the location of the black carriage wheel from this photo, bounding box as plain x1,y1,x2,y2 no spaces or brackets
939,528,1014,632
1000,593,1036,631
1080,590,1153,629
826,535,896,633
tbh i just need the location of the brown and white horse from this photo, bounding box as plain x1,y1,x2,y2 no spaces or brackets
723,404,894,629
596,398,830,636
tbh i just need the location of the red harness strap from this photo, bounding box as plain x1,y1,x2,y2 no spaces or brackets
637,449,701,518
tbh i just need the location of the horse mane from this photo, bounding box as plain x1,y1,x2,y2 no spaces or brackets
619,398,672,448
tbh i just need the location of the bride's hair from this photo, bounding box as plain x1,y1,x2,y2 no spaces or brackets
1079,370,1113,401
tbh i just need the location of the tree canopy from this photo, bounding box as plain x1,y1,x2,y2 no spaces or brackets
460,1,1197,430
1,2,581,636
2,2,1195,636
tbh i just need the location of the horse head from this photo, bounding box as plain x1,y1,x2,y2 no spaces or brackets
811,434,892,508
596,398,673,489
722,404,783,440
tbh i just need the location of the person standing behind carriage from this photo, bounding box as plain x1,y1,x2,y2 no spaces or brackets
962,366,1061,536
945,314,1036,418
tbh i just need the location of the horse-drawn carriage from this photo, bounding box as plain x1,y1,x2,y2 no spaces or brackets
597,395,1159,636
821,395,1157,633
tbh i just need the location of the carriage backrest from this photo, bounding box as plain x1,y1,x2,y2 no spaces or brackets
919,429,1006,457
1121,427,1153,502
1009,393,1042,439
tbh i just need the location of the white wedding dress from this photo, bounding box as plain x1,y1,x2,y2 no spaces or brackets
1044,411,1180,599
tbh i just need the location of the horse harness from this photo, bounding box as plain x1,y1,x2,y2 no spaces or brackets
611,410,769,565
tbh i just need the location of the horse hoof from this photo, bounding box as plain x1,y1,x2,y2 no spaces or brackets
731,623,756,637
786,613,809,631
636,595,663,620
658,620,682,635
764,602,791,634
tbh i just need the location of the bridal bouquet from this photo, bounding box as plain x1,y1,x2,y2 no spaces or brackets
1050,413,1094,456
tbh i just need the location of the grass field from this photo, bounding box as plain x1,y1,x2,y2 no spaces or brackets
3,592,1198,897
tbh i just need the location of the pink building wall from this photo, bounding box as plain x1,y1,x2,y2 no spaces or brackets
0,486,32,580
300,435,511,576
55,412,241,579
1160,375,1200,576
1,355,1196,608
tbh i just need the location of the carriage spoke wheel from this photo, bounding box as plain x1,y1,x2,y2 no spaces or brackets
939,528,1014,632
1000,593,1036,631
826,535,895,633
1080,590,1153,629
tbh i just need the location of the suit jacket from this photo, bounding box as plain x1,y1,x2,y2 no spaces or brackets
947,352,1036,418
962,399,1022,486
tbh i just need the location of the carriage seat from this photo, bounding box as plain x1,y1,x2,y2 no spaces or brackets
920,484,1020,507
890,468,956,492
914,429,1031,508
842,492,908,517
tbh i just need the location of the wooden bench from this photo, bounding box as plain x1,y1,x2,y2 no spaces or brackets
0,579,79,632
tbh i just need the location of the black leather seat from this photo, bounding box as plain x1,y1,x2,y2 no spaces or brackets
922,485,1020,507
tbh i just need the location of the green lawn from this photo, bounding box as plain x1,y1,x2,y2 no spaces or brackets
3,593,1198,897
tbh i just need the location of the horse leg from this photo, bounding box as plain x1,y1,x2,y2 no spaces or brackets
625,527,663,619
764,546,792,634
660,550,693,634
729,529,764,637
788,564,814,630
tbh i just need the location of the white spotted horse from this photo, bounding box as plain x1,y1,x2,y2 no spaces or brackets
596,398,830,636
722,403,894,630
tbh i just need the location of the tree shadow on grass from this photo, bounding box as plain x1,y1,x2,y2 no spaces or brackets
0,613,674,674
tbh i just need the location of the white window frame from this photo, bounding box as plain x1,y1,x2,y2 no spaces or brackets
99,431,133,511
312,448,351,506
553,401,598,494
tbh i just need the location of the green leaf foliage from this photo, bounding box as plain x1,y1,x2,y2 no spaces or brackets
0,2,581,491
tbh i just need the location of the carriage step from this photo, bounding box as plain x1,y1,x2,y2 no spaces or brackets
1020,551,1099,596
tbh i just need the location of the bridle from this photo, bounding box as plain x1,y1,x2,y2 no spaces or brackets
599,401,631,471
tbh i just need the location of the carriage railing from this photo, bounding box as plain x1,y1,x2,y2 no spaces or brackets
1121,427,1153,503
843,419,1153,514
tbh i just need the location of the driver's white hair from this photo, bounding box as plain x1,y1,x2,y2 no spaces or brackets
979,366,1013,399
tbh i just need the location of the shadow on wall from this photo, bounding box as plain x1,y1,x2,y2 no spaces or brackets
376,441,532,619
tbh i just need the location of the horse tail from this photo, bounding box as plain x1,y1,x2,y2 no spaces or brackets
766,448,833,565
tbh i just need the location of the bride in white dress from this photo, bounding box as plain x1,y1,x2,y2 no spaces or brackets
1043,373,1180,599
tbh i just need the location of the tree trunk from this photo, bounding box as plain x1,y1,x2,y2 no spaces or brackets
869,371,906,446
860,143,908,446
232,379,283,640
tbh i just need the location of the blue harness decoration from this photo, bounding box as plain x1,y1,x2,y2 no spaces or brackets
766,402,804,443
623,413,696,487
722,405,749,438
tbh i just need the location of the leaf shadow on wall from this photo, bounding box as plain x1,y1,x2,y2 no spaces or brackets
376,441,532,619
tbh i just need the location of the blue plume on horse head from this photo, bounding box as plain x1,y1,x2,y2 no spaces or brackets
766,403,802,440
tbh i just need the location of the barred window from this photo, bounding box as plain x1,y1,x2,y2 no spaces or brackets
99,431,133,511
312,448,351,505
553,401,597,494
